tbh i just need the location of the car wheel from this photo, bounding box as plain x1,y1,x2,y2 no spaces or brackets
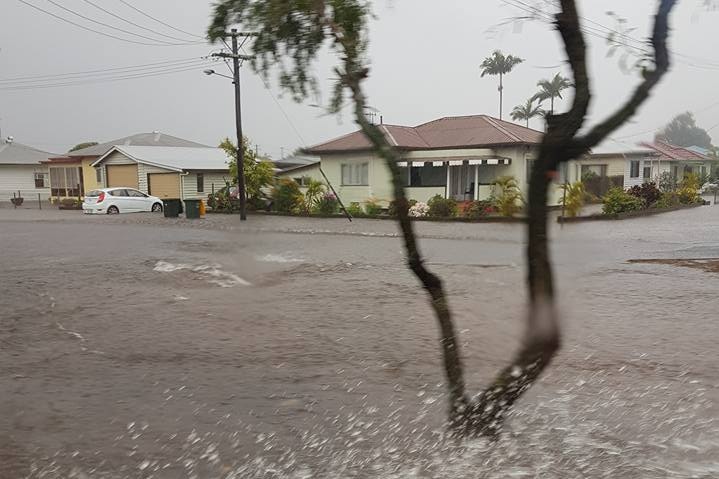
151,203,163,213
107,206,119,215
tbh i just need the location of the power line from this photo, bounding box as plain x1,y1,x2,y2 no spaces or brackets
0,61,215,91
77,0,201,43
41,0,198,45
116,0,205,40
16,0,172,46
0,57,209,84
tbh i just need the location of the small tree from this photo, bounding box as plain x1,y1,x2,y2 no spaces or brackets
68,141,98,152
220,137,274,205
209,0,678,437
511,97,545,128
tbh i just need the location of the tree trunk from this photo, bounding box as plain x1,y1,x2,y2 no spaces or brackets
499,73,504,120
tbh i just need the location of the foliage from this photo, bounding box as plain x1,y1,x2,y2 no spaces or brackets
655,191,681,209
388,199,416,217
533,73,572,114
220,137,275,201
272,178,304,213
464,200,496,219
315,191,339,214
492,176,523,217
364,197,383,216
602,187,644,215
559,181,586,217
480,50,524,77
346,202,363,217
206,186,236,212
678,173,701,204
68,141,98,152
408,202,429,218
427,195,458,217
656,112,713,149
511,98,545,127
657,171,677,192
301,178,326,213
627,182,662,207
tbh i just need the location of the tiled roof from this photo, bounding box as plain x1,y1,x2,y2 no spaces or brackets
639,141,710,161
305,115,542,153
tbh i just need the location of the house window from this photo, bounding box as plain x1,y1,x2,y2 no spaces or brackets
196,173,204,193
49,166,82,197
581,164,607,178
410,164,446,187
643,166,651,180
341,162,369,186
630,160,640,178
34,172,48,188
95,168,102,184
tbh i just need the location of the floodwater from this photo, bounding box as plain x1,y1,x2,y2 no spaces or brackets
1,207,718,478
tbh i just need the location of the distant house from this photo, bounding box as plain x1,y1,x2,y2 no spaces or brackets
43,131,210,199
623,141,713,189
288,114,577,205
91,146,232,200
0,137,55,201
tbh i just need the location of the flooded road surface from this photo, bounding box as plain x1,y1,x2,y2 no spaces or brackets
1,207,718,478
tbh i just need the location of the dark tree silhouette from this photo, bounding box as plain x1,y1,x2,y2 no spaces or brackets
208,0,678,436
656,112,713,148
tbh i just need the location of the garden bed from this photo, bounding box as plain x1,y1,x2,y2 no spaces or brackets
208,209,527,223
558,202,706,223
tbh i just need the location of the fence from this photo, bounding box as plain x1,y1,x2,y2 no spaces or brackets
1,190,55,209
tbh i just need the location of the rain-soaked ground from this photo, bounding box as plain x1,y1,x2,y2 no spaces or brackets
1,206,718,478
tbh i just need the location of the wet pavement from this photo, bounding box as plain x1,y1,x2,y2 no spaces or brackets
1,207,718,478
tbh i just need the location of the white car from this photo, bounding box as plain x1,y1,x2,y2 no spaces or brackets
700,181,718,194
83,188,164,214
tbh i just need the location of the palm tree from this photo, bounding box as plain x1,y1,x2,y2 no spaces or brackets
533,73,573,115
511,98,545,128
480,50,524,120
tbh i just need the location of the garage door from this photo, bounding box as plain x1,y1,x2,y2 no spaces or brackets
148,173,181,199
106,164,139,189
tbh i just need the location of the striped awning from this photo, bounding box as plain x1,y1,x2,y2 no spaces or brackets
398,158,511,166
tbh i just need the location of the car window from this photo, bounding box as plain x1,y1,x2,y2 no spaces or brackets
109,189,128,197
86,190,102,197
127,189,147,198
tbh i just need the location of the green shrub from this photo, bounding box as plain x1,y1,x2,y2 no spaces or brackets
602,187,644,215
655,191,681,209
364,197,384,216
346,202,363,217
427,195,458,217
627,182,662,208
657,171,677,193
492,176,523,217
315,191,339,214
559,181,586,217
464,200,496,219
272,178,304,213
301,179,325,213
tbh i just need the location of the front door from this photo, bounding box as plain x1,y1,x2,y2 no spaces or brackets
450,164,473,200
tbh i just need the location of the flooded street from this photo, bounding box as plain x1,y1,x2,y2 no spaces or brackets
1,207,718,478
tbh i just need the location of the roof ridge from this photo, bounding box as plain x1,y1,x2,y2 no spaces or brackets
482,116,522,142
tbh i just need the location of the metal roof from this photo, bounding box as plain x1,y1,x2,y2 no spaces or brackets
92,146,231,172
0,140,57,165
68,131,210,157
304,115,543,154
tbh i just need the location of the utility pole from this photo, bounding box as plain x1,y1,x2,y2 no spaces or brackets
212,29,254,221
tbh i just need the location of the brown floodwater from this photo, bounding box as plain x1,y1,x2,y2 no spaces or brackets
1,206,718,478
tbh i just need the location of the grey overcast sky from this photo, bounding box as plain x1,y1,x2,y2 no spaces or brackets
0,0,717,157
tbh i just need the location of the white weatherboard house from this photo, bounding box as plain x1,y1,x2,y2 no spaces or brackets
290,114,575,206
623,141,714,189
0,137,54,201
91,146,232,200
